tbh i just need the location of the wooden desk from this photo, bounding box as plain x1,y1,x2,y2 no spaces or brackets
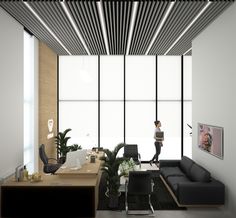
1,156,103,218
56,159,101,176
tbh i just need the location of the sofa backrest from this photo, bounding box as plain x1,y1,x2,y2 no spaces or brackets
190,163,211,182
180,156,194,177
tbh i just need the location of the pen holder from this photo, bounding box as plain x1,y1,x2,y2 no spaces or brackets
90,155,96,163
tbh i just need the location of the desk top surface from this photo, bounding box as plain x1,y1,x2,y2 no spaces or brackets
56,159,101,176
2,152,104,187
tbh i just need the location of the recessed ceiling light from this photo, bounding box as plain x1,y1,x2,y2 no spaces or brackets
23,2,72,55
145,2,175,55
183,47,192,56
97,1,110,55
126,1,138,55
164,2,212,55
60,1,91,55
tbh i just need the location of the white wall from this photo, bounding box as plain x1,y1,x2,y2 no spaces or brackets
192,2,236,216
0,8,24,179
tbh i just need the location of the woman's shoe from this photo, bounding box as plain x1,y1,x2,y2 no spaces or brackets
149,161,153,166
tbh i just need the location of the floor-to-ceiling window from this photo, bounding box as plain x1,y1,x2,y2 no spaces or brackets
100,56,124,150
59,56,98,149
59,55,192,160
24,31,35,173
125,56,156,160
183,56,192,157
157,56,181,159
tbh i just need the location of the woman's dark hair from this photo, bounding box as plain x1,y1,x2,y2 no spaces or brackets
154,120,160,126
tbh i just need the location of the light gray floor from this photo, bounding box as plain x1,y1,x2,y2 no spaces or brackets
96,208,232,218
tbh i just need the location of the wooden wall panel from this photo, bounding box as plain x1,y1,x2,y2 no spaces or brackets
38,42,57,172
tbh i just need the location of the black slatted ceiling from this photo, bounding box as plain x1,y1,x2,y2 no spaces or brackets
148,1,207,55
129,1,169,55
168,1,233,55
28,1,87,55
185,50,192,56
0,1,68,55
65,0,107,55
0,0,234,56
102,0,133,54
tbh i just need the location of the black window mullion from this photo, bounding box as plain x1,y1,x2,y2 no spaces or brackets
57,55,59,159
98,55,100,148
181,55,184,157
124,55,126,144
155,55,158,120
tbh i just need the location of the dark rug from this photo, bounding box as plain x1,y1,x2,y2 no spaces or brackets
97,170,186,211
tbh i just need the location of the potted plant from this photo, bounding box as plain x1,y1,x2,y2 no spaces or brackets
100,143,125,209
119,158,136,177
55,128,82,164
69,143,82,151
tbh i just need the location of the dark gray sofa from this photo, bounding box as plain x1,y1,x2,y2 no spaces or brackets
159,156,225,207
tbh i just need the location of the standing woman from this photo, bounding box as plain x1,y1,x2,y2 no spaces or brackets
150,120,163,166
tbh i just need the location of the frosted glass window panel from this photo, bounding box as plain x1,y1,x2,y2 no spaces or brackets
157,101,181,159
183,102,192,158
126,101,155,160
184,56,192,100
59,56,98,100
158,56,181,100
126,56,155,100
59,101,98,150
100,56,124,100
100,102,124,150
24,31,35,173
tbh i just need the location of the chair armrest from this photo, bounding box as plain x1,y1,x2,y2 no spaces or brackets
138,153,141,160
159,160,180,168
151,179,154,192
48,158,58,163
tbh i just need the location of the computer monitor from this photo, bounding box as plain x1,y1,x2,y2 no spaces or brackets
64,149,87,169
77,149,87,165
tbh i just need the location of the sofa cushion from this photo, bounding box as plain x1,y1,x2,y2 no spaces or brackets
160,167,185,178
167,176,190,195
190,163,211,182
180,156,194,177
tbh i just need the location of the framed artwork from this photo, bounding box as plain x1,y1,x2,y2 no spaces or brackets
198,123,223,159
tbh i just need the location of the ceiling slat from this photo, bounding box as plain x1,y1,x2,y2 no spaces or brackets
0,0,234,56
167,1,233,55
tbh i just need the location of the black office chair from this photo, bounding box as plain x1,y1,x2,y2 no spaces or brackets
39,144,62,174
125,171,154,215
123,144,141,168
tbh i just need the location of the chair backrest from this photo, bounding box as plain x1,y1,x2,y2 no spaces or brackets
39,144,48,164
123,144,138,160
128,171,152,195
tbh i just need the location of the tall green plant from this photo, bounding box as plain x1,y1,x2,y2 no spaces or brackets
55,128,72,158
100,143,125,196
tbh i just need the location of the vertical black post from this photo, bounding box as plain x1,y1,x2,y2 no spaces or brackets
57,55,59,159
181,55,184,157
124,55,126,144
98,55,100,148
155,55,158,121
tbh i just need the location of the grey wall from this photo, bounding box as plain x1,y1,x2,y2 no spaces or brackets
0,8,24,179
192,2,236,216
